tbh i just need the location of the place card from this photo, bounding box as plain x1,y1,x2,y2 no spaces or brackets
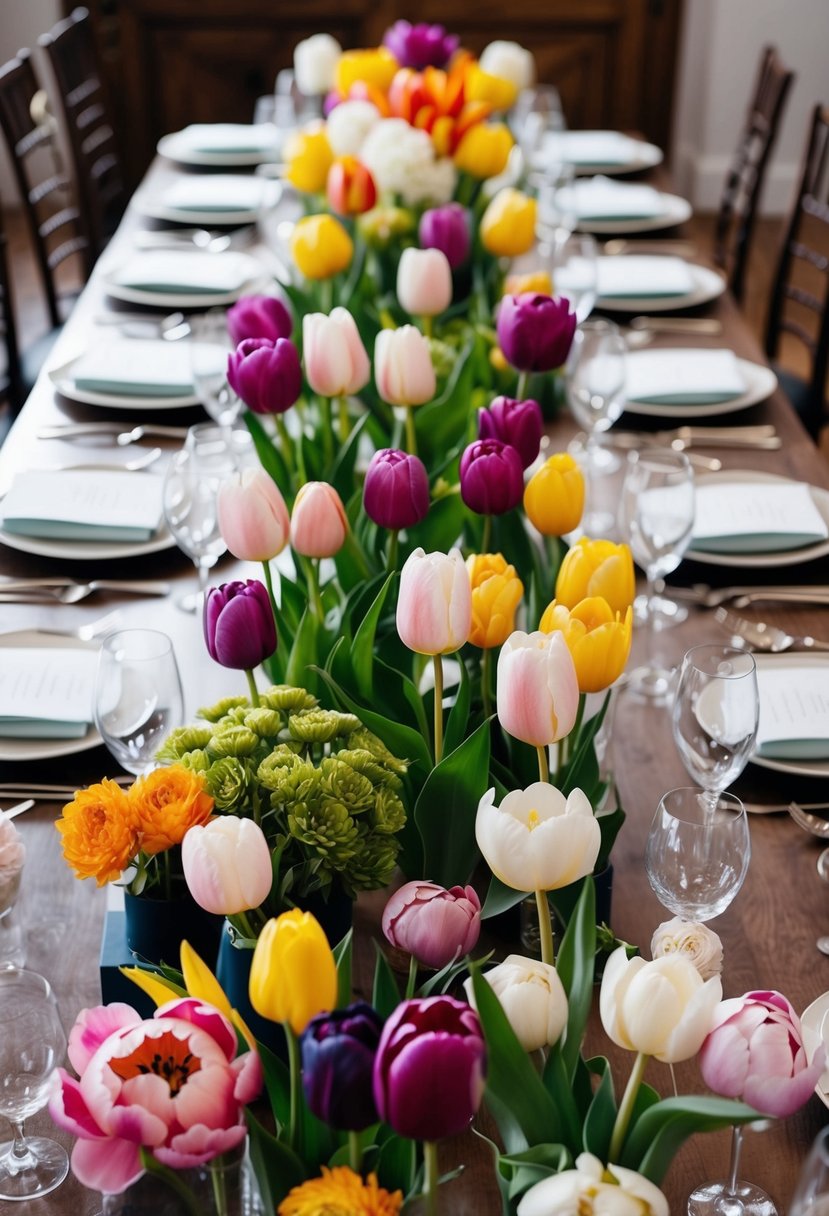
0,648,96,738
1,470,164,542
693,481,829,553
756,664,829,759
68,339,198,397
159,175,267,213
597,256,694,298
626,349,747,404
564,177,663,220
108,251,258,294
176,123,279,154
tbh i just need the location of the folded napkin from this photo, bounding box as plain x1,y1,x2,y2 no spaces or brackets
626,349,747,404
158,175,266,213
108,251,258,295
693,481,829,553
1,470,164,542
597,256,694,298
0,648,96,739
175,123,279,154
755,664,829,760
563,176,663,220
67,339,196,397
545,130,638,165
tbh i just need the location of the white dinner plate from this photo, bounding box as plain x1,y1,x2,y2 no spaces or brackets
688,470,829,568
157,130,280,168
131,194,263,227
748,653,829,780
623,357,778,419
0,631,102,763
596,261,727,313
0,520,175,562
799,990,829,1109
558,138,664,177
577,193,692,234
48,355,201,411
101,252,265,309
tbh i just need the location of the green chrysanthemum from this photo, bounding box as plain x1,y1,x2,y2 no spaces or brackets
155,725,214,762
370,787,407,835
343,830,400,891
178,748,210,774
319,757,375,815
287,796,360,864
197,696,248,723
288,709,360,744
205,756,248,811
259,748,320,803
209,725,259,758
244,707,284,738
262,686,318,713
348,728,409,776
336,748,402,791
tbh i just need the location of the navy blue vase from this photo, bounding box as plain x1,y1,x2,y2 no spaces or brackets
123,890,224,971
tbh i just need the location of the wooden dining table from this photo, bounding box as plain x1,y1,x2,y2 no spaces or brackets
1,147,828,1216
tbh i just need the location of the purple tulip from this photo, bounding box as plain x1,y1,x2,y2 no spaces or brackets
382,881,481,969
496,293,577,373
418,204,471,271
226,337,302,415
460,438,524,516
204,580,277,670
226,295,293,346
363,449,430,531
300,1002,383,1131
372,995,486,1141
478,396,543,470
382,21,459,70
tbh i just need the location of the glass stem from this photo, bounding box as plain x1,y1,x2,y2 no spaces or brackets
433,654,444,763
535,889,554,966
423,1140,439,1216
583,431,597,520
726,1125,743,1197
9,1121,33,1166
196,559,210,599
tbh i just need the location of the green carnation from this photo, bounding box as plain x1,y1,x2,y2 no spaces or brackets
179,748,210,774
319,757,375,815
287,796,360,865
198,696,248,723
209,725,259,758
262,686,318,713
156,725,214,762
370,787,407,835
348,728,408,776
258,747,319,804
288,709,359,744
336,748,402,791
342,830,400,891
205,757,248,811
244,708,283,738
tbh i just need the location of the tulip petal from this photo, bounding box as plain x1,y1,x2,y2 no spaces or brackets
67,1003,143,1073
71,1136,143,1194
48,1070,106,1140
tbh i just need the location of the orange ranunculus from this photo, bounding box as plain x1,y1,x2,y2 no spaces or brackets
56,778,139,886
466,553,524,649
129,765,213,856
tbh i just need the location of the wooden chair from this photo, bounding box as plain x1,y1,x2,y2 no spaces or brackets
714,46,794,303
39,7,126,260
0,214,23,434
765,104,829,438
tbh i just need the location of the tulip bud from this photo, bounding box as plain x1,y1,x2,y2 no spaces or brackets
459,439,524,516
396,247,453,318
249,909,338,1034
374,326,436,407
497,630,579,747
204,580,277,670
504,270,553,298
419,203,471,270
335,48,398,97
478,396,543,469
466,553,523,649
477,782,600,892
290,482,348,558
480,189,537,258
284,122,334,194
523,453,585,536
383,20,459,70
226,295,292,346
302,308,371,398
479,41,536,92
226,337,302,415
396,547,472,656
182,817,272,915
327,156,378,216
465,65,519,112
294,33,342,96
555,538,635,615
291,214,354,280
300,1003,383,1131
464,954,567,1053
382,880,481,969
363,449,430,530
497,293,576,373
539,597,632,694
217,468,290,562
454,122,514,179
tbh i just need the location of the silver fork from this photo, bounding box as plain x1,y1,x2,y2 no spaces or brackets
662,582,829,608
788,803,829,837
0,578,170,604
34,611,122,642
714,606,829,653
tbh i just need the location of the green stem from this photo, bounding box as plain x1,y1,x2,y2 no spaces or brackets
535,888,554,967
404,407,418,457
516,370,529,399
231,909,257,942
481,513,492,554
344,529,370,578
261,560,280,642
387,528,400,571
572,692,586,745
422,314,433,339
337,395,350,444
285,1023,301,1152
304,557,325,622
274,414,295,480
320,396,335,470
608,1051,649,1163
348,1130,362,1174
545,533,563,587
481,648,492,720
405,952,418,1000
210,1155,228,1216
140,1149,203,1216
320,278,333,313
423,1140,439,1216
433,653,444,763
536,744,549,783
244,668,260,708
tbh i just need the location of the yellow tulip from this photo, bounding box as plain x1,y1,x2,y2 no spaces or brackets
291,214,353,280
335,48,398,96
523,454,585,537
120,965,182,1007
181,939,233,1018
504,270,553,297
480,188,537,257
467,553,524,649
489,345,509,372
555,538,636,615
249,909,337,1034
465,64,519,112
453,122,513,179
284,123,334,194
539,597,633,693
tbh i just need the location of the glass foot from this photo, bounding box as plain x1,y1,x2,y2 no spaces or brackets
0,1136,69,1200
634,593,688,628
176,591,203,614
626,662,675,702
687,1179,778,1216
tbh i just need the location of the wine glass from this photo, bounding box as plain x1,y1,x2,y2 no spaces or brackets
620,447,695,699
789,1126,829,1216
94,629,184,776
189,310,241,436
0,969,68,1201
533,161,577,248
513,85,566,175
542,233,598,322
645,787,751,922
673,644,759,813
565,318,626,534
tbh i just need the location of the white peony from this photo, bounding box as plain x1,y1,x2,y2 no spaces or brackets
464,954,568,1053
293,33,341,96
360,119,456,206
326,99,381,157
479,40,536,92
517,1152,669,1216
650,917,724,981
400,157,457,207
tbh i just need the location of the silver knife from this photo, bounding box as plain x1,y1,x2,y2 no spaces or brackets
38,423,190,439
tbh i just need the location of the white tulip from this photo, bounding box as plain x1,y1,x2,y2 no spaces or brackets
293,33,342,96
599,945,722,1064
479,41,536,93
182,817,273,915
464,954,568,1053
476,782,600,892
518,1152,669,1216
326,99,381,157
650,917,723,982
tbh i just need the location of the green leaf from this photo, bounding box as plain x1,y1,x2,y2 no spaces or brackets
245,411,293,501
414,719,490,887
442,656,471,757
313,666,432,774
256,1039,291,1132
351,573,395,701
582,1056,616,1160
418,949,493,999
560,693,610,797
498,1143,572,1201
555,877,596,1081
330,411,370,502
541,1044,583,1152
245,1110,305,1211
372,941,401,1019
406,491,467,555
481,872,528,919
333,928,353,1008
377,1134,417,1197
621,1097,763,1185
285,607,321,695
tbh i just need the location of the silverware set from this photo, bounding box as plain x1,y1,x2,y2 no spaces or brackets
715,605,829,653
38,421,190,444
660,580,829,608
0,577,170,604
610,423,781,451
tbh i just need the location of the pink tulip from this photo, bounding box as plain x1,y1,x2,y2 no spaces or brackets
397,247,453,317
375,326,436,408
396,547,472,655
382,880,481,969
497,630,579,747
302,307,371,398
182,817,272,915
217,468,290,561
699,990,825,1118
290,481,348,557
49,998,262,1194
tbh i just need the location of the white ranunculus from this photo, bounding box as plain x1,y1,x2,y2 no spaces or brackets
361,119,446,202
479,40,536,92
599,945,722,1064
294,33,341,95
650,917,724,982
399,156,457,207
326,99,381,157
517,1152,669,1216
464,954,568,1053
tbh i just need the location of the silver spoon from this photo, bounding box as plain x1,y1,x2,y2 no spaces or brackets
818,937,829,956
818,849,829,883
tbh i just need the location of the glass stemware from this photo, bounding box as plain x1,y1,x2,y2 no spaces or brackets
789,1125,829,1216
533,160,577,248
673,644,759,813
94,629,184,776
514,85,566,174
0,969,68,1201
565,318,626,534
189,309,241,435
543,232,598,323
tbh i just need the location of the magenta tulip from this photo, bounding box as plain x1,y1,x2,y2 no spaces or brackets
363,448,430,530
226,295,292,346
204,580,276,670
217,468,290,561
419,203,471,270
372,995,486,1141
478,396,543,469
227,337,302,415
382,881,481,969
496,293,576,373
699,990,825,1118
459,438,524,515
383,20,459,70
290,481,348,558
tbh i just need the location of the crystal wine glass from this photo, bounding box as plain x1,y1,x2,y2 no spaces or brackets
533,161,577,249
513,85,566,175
189,309,241,437
543,233,598,323
94,629,184,776
672,644,759,814
789,1125,829,1216
0,969,68,1201
565,318,626,534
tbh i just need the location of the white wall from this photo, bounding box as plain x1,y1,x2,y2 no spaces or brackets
0,0,62,204
672,0,829,215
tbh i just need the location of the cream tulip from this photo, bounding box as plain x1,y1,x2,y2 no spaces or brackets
476,782,600,892
397,247,453,318
464,954,567,1053
396,547,472,656
599,945,723,1064
293,33,342,96
182,817,272,915
303,308,371,398
374,326,436,408
517,1152,669,1216
497,630,579,748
